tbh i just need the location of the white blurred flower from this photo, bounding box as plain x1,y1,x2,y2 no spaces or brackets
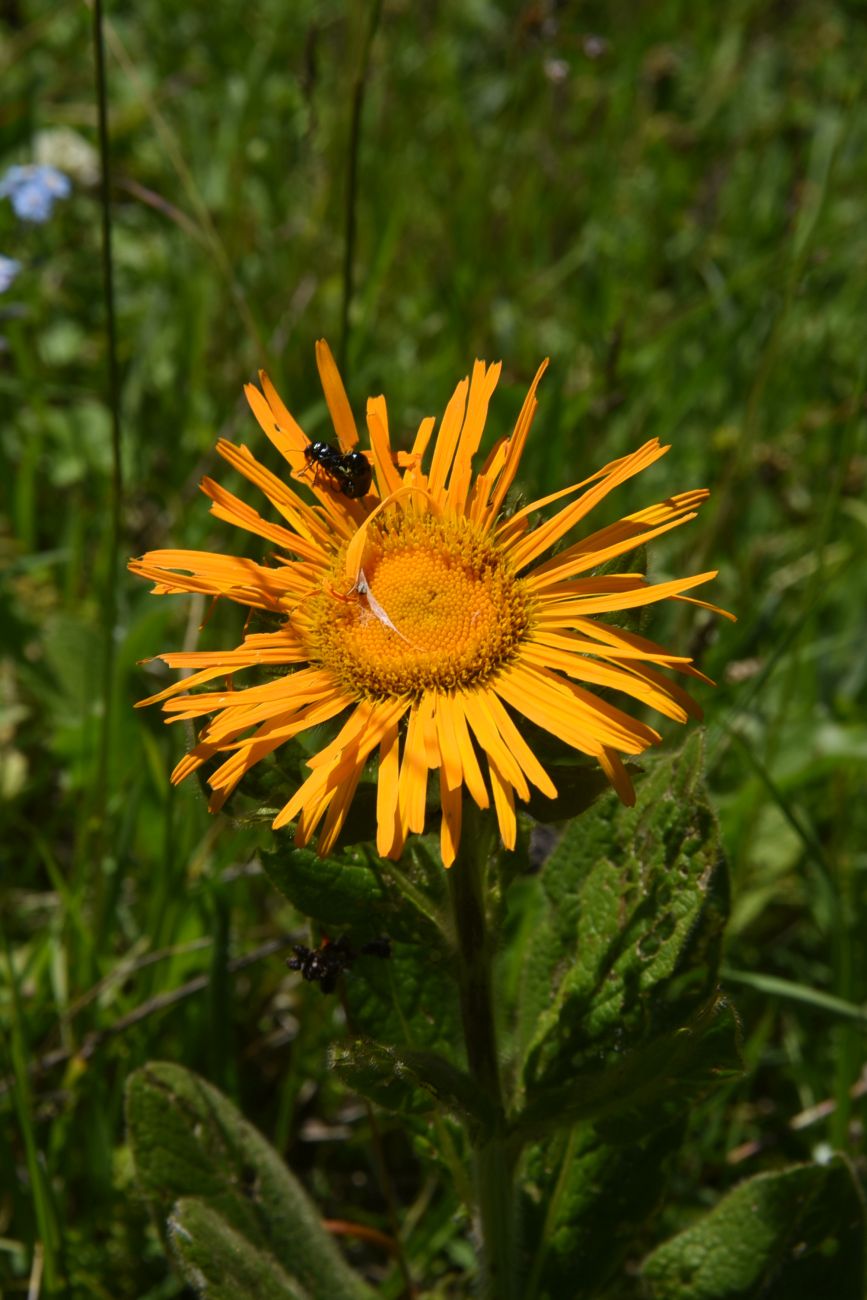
35,127,100,187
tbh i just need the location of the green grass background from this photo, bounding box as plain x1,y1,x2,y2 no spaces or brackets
1,0,865,1295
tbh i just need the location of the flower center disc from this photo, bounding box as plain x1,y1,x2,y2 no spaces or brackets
309,514,531,699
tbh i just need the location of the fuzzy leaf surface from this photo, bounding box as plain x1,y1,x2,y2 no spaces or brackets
169,1198,308,1299
643,1155,866,1299
261,844,445,946
519,735,730,1105
331,1039,494,1135
126,1062,372,1300
521,1117,686,1299
344,938,462,1058
513,994,741,1142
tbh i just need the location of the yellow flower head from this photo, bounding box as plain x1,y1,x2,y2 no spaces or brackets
130,342,732,866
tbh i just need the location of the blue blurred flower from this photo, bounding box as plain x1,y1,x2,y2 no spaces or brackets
0,255,22,292
0,164,72,223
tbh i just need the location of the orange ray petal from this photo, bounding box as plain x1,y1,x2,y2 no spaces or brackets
426,375,469,500
206,695,352,810
201,476,326,565
129,551,291,610
398,705,430,836
447,695,490,810
439,772,462,868
169,676,341,747
526,488,710,576
487,757,516,850
520,641,689,722
482,690,558,798
409,415,436,464
316,338,359,450
475,358,548,530
497,662,649,757
536,569,720,619
304,696,381,770
525,503,706,591
215,440,335,550
507,438,670,572
529,628,690,667
245,381,307,469
493,444,670,549
258,371,310,451
444,360,502,515
492,481,589,547
463,693,530,801
367,404,402,498
137,643,306,708
273,699,398,832
376,719,402,859
433,694,464,794
160,665,334,718
564,617,713,683
294,781,339,845
675,592,737,621
598,746,635,804
318,762,365,856
611,658,704,722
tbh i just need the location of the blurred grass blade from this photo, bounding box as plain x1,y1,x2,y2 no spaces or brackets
722,968,867,1026
1,933,61,1294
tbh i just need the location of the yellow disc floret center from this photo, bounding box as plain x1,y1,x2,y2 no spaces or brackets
308,512,531,699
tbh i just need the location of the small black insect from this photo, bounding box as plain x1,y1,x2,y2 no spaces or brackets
287,933,391,995
338,449,373,499
303,440,372,499
287,935,353,994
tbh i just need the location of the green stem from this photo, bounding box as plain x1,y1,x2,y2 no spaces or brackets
448,809,519,1300
90,0,123,968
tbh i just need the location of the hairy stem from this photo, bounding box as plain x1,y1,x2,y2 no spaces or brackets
448,809,519,1300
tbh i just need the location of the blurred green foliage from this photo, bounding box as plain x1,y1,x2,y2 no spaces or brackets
0,0,865,1294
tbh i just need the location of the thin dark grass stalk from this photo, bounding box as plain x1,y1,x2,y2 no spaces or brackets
90,0,123,919
338,0,384,377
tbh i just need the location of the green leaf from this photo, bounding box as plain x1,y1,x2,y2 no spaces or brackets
513,995,742,1142
169,1199,307,1299
521,1117,686,1300
643,1155,867,1300
344,938,462,1058
261,843,446,946
519,734,730,1098
126,1062,373,1300
331,1039,495,1135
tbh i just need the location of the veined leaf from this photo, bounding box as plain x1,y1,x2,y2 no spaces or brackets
126,1062,373,1300
519,734,730,1100
643,1155,866,1299
262,843,446,946
169,1198,309,1299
